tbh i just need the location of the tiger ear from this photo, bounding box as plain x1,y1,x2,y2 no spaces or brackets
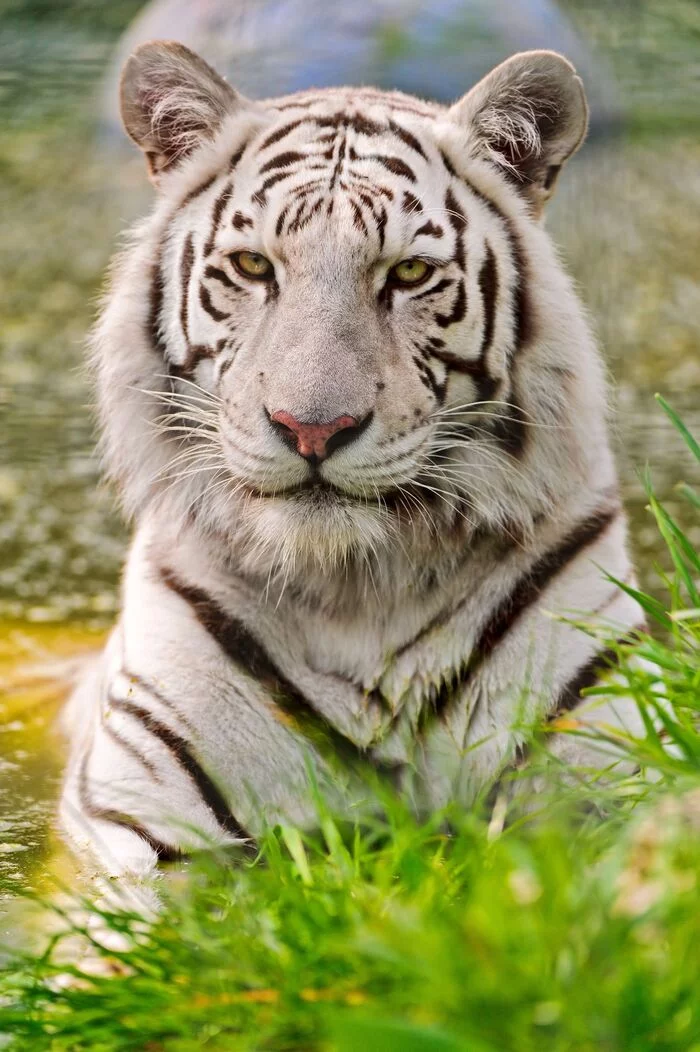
448,50,588,214
120,40,241,183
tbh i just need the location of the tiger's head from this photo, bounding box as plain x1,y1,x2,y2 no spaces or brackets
96,42,603,581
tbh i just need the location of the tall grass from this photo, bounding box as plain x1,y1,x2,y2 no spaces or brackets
1,400,699,1052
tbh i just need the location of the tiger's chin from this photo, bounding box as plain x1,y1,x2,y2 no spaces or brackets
230,480,397,579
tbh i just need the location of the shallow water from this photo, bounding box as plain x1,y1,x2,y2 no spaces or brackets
0,625,104,903
1,7,699,893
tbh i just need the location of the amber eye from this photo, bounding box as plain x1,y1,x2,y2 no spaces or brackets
388,258,432,286
231,250,274,280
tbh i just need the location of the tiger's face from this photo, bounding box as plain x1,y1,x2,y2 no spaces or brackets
106,43,589,573
167,109,479,499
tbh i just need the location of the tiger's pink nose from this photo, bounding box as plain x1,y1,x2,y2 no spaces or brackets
268,410,370,463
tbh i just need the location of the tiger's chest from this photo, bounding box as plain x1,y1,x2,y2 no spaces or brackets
147,517,507,751
260,568,495,749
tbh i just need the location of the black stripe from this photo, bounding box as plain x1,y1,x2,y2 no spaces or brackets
412,355,444,401
350,179,394,202
232,211,253,230
259,150,308,174
352,91,436,118
473,201,530,352
554,625,650,719
148,252,167,358
180,174,216,208
293,196,324,233
275,202,291,237
287,197,310,234
123,670,198,734
375,202,388,250
204,185,232,256
554,646,621,716
507,234,532,354
415,221,443,239
254,166,324,203
204,264,237,289
388,119,428,159
285,178,326,200
160,565,332,701
78,755,180,862
259,118,306,151
356,190,387,249
412,278,454,301
229,142,248,171
109,694,250,841
102,722,162,781
159,567,397,774
179,233,195,342
311,112,384,136
477,242,498,363
167,343,215,382
490,395,527,458
361,154,416,182
444,188,466,270
435,279,467,328
426,347,492,380
328,133,347,192
347,113,384,136
219,354,236,380
439,148,458,179
429,514,621,725
471,507,619,666
511,627,645,768
199,284,230,322
401,505,620,723
351,199,369,235
275,97,326,111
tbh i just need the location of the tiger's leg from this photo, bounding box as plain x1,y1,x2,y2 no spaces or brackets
60,539,333,879
417,506,649,807
60,635,245,879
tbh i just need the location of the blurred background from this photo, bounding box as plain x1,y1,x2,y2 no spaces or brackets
0,0,698,886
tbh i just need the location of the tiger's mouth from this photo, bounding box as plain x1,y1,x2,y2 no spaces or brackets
242,474,437,521
246,476,375,503
239,472,415,510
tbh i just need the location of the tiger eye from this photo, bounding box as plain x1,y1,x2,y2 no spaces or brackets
389,258,431,286
232,250,274,280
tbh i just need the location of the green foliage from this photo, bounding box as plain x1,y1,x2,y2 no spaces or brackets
559,0,700,132
0,404,698,1051
0,0,143,35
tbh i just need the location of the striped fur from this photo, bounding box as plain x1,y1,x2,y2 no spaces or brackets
61,45,645,877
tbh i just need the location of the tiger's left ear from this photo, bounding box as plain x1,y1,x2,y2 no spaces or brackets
448,50,588,215
120,40,243,183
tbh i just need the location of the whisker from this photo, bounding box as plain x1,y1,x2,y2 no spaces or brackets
152,374,224,403
432,399,533,419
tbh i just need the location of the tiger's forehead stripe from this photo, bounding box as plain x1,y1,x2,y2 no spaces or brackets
244,107,434,225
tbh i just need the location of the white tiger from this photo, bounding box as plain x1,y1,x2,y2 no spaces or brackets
61,41,646,878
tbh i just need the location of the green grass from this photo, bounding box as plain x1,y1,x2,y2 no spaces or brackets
0,401,698,1051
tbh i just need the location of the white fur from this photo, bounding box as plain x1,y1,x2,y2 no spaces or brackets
62,48,644,878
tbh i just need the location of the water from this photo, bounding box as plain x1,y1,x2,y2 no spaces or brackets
1,3,698,893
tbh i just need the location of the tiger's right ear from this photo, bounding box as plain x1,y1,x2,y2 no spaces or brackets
120,40,241,183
